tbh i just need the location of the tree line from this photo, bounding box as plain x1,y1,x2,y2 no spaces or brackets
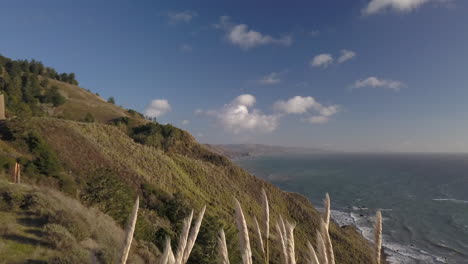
0,54,71,117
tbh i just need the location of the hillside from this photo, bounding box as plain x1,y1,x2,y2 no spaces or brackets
0,56,380,263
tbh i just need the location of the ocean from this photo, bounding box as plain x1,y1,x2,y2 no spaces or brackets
235,153,468,264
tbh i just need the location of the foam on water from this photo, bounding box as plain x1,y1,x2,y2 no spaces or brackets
330,209,447,264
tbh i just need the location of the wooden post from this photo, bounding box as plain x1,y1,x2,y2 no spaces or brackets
13,162,21,184
0,94,5,120
16,163,20,184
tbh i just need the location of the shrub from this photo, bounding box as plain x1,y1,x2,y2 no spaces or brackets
107,97,115,104
49,210,90,241
42,86,66,107
49,247,89,264
81,168,135,224
83,113,95,123
26,132,62,177
44,224,76,249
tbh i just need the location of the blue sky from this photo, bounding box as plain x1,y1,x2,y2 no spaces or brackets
1,0,467,152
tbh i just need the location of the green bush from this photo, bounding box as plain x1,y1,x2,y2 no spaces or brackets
42,86,66,107
44,224,76,249
49,210,90,241
49,247,89,264
26,132,62,177
83,112,95,123
81,168,135,224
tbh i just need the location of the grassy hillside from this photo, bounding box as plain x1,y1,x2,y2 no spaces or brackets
0,180,156,263
0,117,376,263
0,55,380,263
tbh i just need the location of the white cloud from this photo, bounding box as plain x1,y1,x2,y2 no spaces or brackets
181,120,190,125
211,94,279,134
258,72,281,85
206,95,340,133
273,96,317,114
311,54,334,67
338,49,356,63
363,0,430,15
274,96,340,124
352,76,406,91
214,16,293,50
168,10,198,24
180,44,192,52
144,99,171,118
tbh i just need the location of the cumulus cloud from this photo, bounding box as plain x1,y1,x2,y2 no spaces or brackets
212,94,279,134
273,96,317,114
168,10,198,24
363,0,430,15
258,72,281,85
214,16,292,50
181,120,190,125
144,99,171,118
274,96,340,124
310,54,334,67
205,95,340,133
351,76,406,91
338,49,356,63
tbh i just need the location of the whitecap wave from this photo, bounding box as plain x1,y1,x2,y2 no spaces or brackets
330,209,447,264
433,198,468,204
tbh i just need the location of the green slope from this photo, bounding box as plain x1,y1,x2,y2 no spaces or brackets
0,55,381,263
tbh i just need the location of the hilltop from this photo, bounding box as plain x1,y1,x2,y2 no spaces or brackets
0,55,380,263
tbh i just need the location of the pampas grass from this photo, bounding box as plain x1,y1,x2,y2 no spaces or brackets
306,241,319,264
374,211,382,264
320,219,335,264
148,192,385,264
254,217,264,254
323,193,330,228
217,229,230,264
275,216,296,264
285,220,296,264
316,230,328,264
175,210,194,263
160,237,176,264
118,196,139,264
276,222,288,264
234,198,253,264
183,205,206,263
262,189,270,264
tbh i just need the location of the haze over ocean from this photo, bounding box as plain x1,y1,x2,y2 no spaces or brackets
236,153,468,263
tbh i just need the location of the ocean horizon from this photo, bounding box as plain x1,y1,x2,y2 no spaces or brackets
235,152,468,264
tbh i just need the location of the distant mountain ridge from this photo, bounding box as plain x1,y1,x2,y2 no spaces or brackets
205,143,328,158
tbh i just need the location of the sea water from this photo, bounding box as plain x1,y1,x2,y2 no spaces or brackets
235,153,468,264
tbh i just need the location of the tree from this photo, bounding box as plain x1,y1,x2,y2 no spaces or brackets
26,132,62,177
43,86,66,107
107,97,115,104
83,113,95,123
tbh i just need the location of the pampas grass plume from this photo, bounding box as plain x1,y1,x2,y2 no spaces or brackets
119,196,139,264
234,198,253,264
217,229,230,264
374,211,383,264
